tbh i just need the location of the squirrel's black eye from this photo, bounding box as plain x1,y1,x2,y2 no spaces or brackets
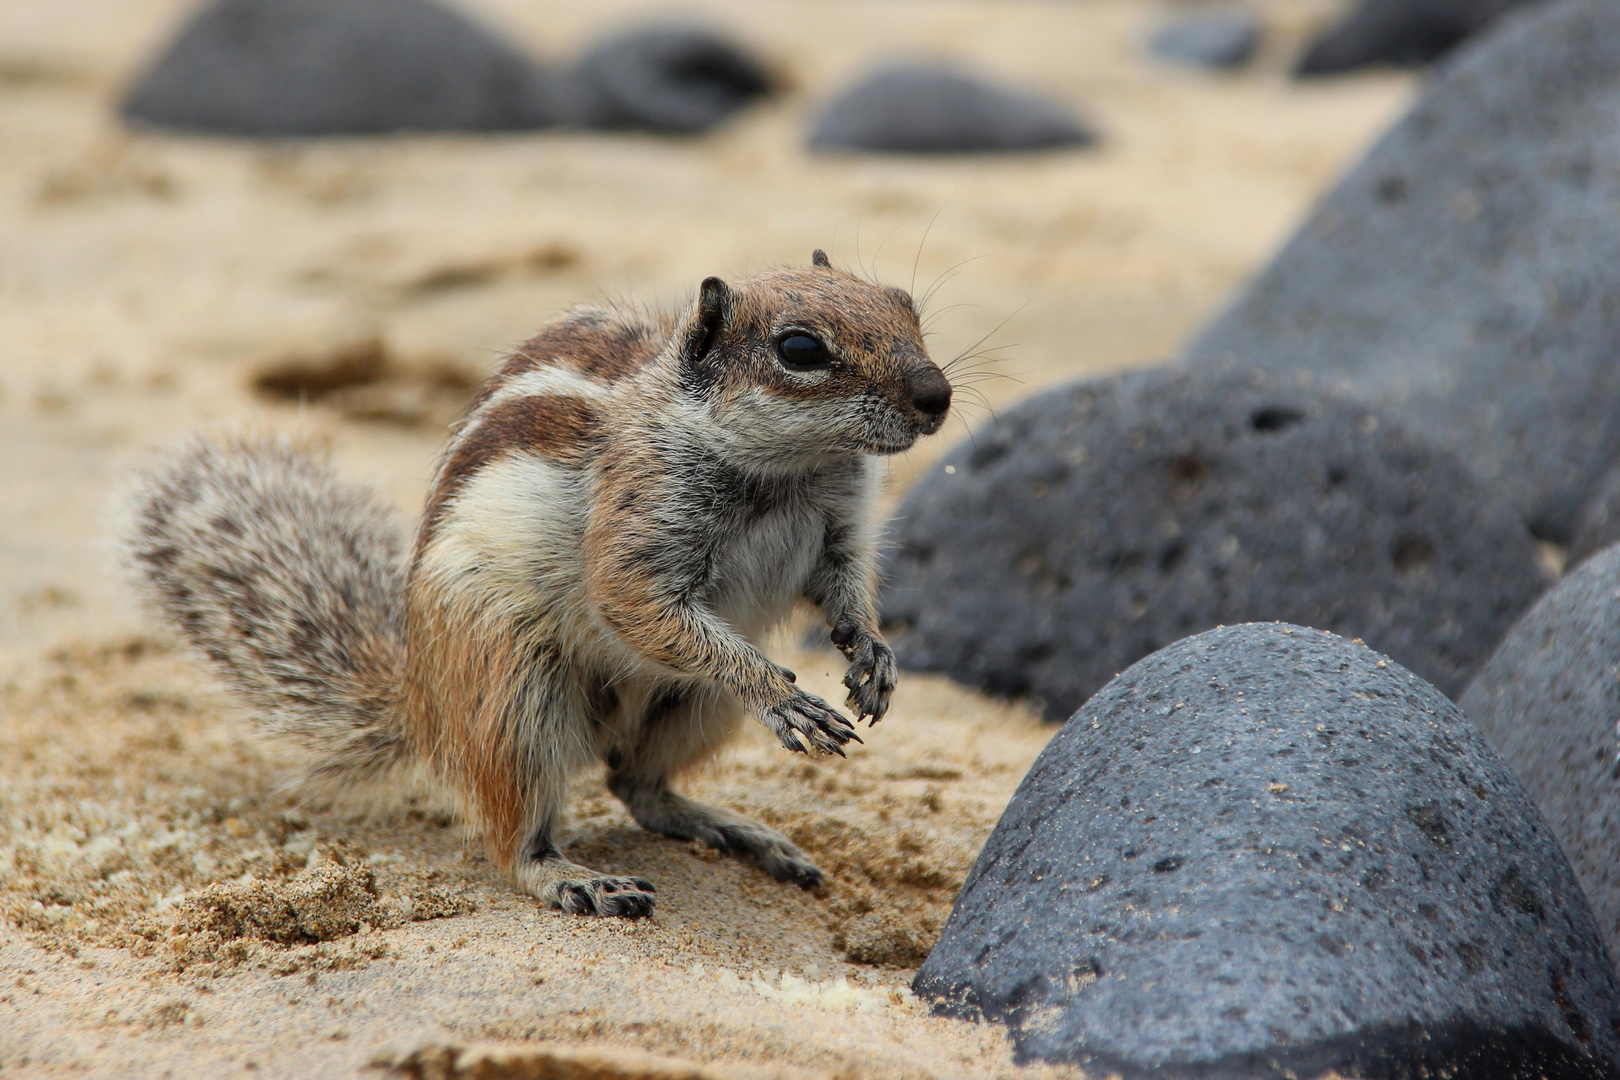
777,333,833,371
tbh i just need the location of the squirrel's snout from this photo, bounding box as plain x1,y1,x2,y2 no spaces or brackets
906,366,953,433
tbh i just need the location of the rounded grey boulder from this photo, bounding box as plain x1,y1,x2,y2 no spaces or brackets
1462,544,1620,964
1147,13,1262,71
808,62,1096,154
121,0,554,135
1190,0,1620,541
1570,466,1620,568
880,367,1547,720
915,624,1620,1077
1297,0,1549,75
564,25,773,134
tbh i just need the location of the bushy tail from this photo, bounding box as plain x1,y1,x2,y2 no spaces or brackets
124,433,408,780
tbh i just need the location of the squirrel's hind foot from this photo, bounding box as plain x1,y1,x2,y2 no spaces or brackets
610,782,824,891
754,839,824,891
703,819,822,890
517,857,657,919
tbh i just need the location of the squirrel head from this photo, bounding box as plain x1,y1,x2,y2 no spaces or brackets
671,251,952,468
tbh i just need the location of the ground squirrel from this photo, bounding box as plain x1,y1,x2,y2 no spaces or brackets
126,251,952,918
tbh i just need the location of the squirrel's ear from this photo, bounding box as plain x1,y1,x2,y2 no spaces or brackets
812,249,831,268
680,276,730,369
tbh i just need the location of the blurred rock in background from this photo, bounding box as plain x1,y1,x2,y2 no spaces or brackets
1296,0,1551,75
1146,11,1262,71
1568,463,1620,567
1189,0,1620,543
121,1,778,138
1463,543,1620,962
121,0,558,135
808,62,1097,154
561,25,775,134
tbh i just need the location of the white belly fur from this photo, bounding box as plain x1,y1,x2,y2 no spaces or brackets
706,499,824,642
427,450,821,677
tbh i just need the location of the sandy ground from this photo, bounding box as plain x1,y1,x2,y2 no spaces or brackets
1,0,1412,1075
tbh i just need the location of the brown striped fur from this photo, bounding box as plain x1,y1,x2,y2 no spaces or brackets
417,393,603,556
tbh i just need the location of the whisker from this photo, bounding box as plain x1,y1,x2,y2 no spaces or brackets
951,413,987,458
954,386,996,413
943,354,1012,379
944,369,1019,389
943,345,1020,373
872,222,905,281
925,300,983,316
911,199,953,298
921,301,986,336
855,209,866,281
917,255,988,315
946,298,1037,377
947,373,1021,392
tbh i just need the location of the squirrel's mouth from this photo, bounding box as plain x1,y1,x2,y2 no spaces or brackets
858,392,947,455
863,434,919,456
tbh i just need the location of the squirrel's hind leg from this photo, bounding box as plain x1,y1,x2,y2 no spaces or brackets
607,687,824,890
466,701,656,919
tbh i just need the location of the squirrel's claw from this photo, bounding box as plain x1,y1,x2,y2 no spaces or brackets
840,632,898,726
763,688,860,757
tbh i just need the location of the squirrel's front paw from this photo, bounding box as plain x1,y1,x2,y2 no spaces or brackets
832,626,897,725
761,688,862,757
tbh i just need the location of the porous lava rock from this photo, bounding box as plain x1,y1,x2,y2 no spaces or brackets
121,0,554,135
563,25,773,134
914,623,1620,1078
807,62,1095,154
1147,13,1262,70
1570,466,1620,567
880,367,1546,719
1462,544,1620,962
1188,0,1620,541
1297,0,1549,75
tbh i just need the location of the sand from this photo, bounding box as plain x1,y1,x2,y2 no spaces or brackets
0,0,1412,1075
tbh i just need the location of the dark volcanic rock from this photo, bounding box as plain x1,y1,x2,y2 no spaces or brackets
1147,13,1262,70
1297,0,1549,75
915,624,1620,1078
808,62,1096,154
1188,0,1620,541
564,25,773,134
1462,545,1620,962
880,367,1547,719
121,0,554,135
1570,465,1620,567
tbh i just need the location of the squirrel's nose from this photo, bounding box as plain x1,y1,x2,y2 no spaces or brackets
908,367,953,425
